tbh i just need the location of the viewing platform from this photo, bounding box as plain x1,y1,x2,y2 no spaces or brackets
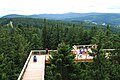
17,44,118,80
18,46,95,80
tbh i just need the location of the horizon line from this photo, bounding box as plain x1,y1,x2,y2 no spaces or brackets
1,12,120,18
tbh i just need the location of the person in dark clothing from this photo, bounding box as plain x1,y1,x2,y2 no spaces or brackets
33,55,37,62
45,48,48,54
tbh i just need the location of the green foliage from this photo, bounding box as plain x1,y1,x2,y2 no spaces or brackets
0,18,119,80
0,26,42,79
46,42,80,80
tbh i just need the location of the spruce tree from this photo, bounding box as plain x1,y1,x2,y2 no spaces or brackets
46,42,79,80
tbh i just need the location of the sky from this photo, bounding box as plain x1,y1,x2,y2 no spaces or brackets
0,0,120,17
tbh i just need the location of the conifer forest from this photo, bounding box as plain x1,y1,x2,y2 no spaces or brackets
0,18,120,80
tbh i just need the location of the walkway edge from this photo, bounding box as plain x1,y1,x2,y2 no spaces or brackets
17,51,32,80
42,55,45,80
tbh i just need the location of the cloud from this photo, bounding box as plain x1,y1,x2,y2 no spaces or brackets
0,0,120,17
108,6,120,9
88,5,96,8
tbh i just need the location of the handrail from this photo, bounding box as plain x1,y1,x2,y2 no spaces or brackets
31,50,57,52
73,45,79,55
75,44,97,49
42,55,45,80
17,51,33,80
103,49,116,51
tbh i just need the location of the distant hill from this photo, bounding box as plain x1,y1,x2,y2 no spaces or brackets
2,13,93,19
2,14,28,18
2,13,120,26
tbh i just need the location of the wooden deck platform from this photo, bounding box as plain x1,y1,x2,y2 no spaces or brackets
18,47,116,80
18,50,93,80
45,53,93,63
22,55,45,80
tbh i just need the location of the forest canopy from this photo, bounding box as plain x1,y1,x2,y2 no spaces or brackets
0,18,120,80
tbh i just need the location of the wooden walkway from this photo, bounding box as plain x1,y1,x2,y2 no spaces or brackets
18,49,93,80
22,55,45,80
18,47,116,80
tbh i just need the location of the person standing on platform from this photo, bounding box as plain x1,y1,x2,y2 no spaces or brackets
88,47,92,56
33,55,37,62
79,50,82,58
83,47,87,54
45,48,48,54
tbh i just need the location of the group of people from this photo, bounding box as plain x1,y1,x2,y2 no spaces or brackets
78,46,93,57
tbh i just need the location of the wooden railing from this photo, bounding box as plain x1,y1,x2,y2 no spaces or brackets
17,51,32,80
17,50,57,80
103,49,116,51
75,44,97,49
31,50,57,54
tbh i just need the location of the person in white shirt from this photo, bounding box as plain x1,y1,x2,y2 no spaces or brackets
87,47,92,56
82,46,86,53
88,48,92,53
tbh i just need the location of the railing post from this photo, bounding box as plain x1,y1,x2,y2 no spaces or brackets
85,53,87,62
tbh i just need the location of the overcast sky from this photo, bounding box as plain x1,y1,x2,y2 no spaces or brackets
0,0,120,17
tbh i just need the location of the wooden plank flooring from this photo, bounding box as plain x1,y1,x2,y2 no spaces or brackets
22,55,45,80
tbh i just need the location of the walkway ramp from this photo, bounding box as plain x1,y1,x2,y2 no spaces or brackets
22,55,45,80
